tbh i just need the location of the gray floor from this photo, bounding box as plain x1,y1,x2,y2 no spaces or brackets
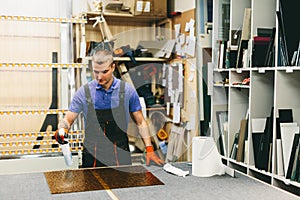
0,162,299,200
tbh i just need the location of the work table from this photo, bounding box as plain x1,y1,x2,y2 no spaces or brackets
0,162,297,200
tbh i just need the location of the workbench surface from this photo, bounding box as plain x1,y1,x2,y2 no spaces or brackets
0,162,298,200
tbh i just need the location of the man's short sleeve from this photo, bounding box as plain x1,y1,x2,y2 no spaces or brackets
69,86,85,114
127,84,142,112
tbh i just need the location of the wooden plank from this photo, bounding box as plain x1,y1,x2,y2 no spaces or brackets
182,58,199,161
172,8,195,36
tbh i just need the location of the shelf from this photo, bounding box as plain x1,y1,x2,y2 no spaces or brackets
0,130,84,157
114,57,168,62
251,67,275,73
213,83,229,87
210,0,300,195
231,84,250,88
248,167,272,185
1,15,86,23
84,56,168,62
146,106,166,111
276,66,300,73
84,11,166,24
234,68,251,73
0,63,87,68
228,157,248,168
227,158,247,174
0,109,68,116
273,174,300,188
214,68,230,72
0,146,83,157
0,130,84,138
248,165,273,177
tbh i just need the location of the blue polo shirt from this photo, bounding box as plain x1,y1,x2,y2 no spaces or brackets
69,77,141,127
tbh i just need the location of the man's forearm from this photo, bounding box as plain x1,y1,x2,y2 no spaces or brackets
58,118,70,130
57,111,78,130
137,123,152,147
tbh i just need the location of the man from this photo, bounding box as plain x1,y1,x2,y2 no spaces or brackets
55,48,164,168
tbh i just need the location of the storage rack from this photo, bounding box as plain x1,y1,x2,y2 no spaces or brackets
210,0,300,196
0,14,87,172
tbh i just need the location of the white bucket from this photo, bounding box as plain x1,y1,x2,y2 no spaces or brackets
192,136,225,177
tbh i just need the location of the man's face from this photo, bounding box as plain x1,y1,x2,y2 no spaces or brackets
92,61,115,90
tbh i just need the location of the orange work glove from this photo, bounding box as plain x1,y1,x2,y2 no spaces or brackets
54,128,68,144
146,146,165,166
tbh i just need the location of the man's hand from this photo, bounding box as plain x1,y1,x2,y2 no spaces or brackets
146,146,165,166
54,128,68,144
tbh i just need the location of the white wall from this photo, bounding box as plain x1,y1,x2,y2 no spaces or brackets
0,0,70,17
0,0,196,16
175,0,196,12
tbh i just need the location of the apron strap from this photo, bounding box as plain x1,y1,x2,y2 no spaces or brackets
119,80,125,106
84,81,125,106
84,83,92,106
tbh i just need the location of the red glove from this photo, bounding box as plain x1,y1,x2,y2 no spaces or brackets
146,146,165,166
54,128,68,144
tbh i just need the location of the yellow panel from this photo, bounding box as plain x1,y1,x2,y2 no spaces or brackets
0,68,52,132
0,21,60,62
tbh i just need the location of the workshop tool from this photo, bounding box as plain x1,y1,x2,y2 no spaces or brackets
89,1,114,43
61,142,73,166
113,45,137,64
56,128,73,166
90,15,114,42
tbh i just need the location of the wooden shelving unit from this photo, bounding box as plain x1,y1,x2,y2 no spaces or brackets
85,11,167,23
210,0,300,197
74,10,172,62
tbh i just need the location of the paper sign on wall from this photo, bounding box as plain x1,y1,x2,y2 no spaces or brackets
136,1,143,12
136,1,150,12
144,1,150,12
173,103,180,123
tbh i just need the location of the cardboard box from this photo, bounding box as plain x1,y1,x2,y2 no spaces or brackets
122,0,135,14
152,0,167,17
122,0,167,17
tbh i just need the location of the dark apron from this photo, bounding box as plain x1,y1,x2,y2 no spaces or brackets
81,81,131,168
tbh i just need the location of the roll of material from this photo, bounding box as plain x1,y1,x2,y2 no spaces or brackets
61,143,73,166
192,136,225,177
